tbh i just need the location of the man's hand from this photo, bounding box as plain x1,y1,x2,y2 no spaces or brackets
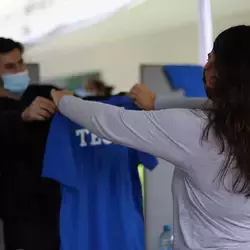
21,96,57,121
50,89,73,107
129,84,156,110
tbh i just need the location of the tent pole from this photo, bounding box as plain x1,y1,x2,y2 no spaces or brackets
198,0,213,65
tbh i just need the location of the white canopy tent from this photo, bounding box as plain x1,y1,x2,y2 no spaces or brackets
0,0,142,44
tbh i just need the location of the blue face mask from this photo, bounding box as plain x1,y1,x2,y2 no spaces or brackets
2,71,30,94
75,88,94,98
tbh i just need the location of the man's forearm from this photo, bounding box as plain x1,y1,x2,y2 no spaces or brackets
155,96,207,110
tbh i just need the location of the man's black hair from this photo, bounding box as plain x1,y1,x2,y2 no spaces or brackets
0,37,24,54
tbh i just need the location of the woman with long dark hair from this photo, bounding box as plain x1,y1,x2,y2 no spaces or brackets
51,25,250,249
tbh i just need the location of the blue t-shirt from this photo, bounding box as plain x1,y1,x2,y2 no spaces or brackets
43,96,157,250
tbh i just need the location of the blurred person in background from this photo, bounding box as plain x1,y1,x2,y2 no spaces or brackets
76,78,114,97
0,37,60,250
85,78,114,96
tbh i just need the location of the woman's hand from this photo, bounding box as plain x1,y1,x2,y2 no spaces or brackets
129,84,156,110
51,89,73,106
22,96,56,121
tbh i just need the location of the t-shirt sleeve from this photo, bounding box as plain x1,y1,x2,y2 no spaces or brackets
136,151,158,170
58,96,201,172
42,113,78,188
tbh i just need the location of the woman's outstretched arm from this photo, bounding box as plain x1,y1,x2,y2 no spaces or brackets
57,95,199,170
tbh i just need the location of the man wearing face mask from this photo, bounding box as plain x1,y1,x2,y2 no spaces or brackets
0,38,60,250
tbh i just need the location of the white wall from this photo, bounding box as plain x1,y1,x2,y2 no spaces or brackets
26,11,250,92
26,23,198,92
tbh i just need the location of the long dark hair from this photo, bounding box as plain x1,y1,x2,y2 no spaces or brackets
203,25,250,197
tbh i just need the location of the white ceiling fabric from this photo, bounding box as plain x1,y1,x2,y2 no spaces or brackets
0,0,141,43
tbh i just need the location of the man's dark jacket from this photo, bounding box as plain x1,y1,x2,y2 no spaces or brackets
0,84,60,224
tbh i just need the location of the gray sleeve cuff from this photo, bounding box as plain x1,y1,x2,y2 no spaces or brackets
155,96,207,110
